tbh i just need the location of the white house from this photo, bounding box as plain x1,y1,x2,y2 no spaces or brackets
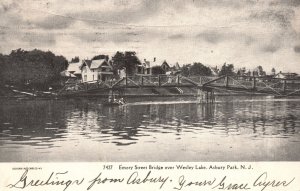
139,59,152,75
80,59,114,82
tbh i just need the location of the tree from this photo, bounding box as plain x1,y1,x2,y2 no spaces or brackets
70,56,80,63
112,51,141,76
236,67,246,76
181,64,191,77
151,66,165,75
92,54,109,61
257,65,266,76
0,54,7,84
219,63,235,76
1,49,68,89
271,68,276,75
189,62,212,76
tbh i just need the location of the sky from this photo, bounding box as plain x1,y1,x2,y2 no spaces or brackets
0,0,300,73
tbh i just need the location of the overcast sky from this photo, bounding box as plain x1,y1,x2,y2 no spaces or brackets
0,0,300,73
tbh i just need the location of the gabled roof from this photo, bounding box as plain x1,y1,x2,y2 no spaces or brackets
175,62,180,70
80,59,113,71
67,62,81,74
80,60,92,70
278,72,297,75
161,61,170,68
274,72,298,78
90,59,108,69
60,70,76,78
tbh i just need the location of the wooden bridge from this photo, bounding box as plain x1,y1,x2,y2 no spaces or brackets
58,75,300,97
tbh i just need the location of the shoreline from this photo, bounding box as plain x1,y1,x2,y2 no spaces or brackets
1,84,298,100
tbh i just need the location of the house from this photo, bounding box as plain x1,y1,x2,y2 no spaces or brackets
67,61,82,79
80,59,114,82
274,72,298,79
168,62,181,75
161,60,170,73
117,68,126,78
137,59,154,75
210,66,219,76
59,70,78,85
136,62,146,75
135,58,154,76
174,62,181,70
143,60,152,75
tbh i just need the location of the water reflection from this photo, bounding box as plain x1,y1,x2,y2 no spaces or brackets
0,96,299,161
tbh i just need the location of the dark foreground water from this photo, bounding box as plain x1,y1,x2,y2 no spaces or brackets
0,96,299,162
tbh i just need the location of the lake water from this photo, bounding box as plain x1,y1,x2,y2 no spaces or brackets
0,96,299,162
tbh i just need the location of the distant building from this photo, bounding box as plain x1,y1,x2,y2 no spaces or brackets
136,61,146,75
168,62,181,75
80,59,114,82
143,59,152,75
274,72,298,79
210,66,219,76
135,58,156,76
117,68,126,78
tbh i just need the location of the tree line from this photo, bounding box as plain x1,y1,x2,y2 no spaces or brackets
0,49,68,90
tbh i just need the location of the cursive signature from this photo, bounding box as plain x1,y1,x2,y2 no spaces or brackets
253,172,295,191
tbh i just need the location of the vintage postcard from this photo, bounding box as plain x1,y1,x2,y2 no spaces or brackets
0,0,300,190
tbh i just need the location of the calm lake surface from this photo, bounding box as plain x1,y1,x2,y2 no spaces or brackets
0,96,299,162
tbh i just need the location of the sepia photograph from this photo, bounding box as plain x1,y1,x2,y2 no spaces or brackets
0,0,300,162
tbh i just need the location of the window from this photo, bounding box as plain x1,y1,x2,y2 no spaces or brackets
82,66,87,73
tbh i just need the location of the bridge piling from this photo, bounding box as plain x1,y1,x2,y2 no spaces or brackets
141,76,144,86
158,75,161,86
177,76,180,85
283,79,287,93
197,88,215,103
225,75,229,88
252,77,256,90
125,77,128,86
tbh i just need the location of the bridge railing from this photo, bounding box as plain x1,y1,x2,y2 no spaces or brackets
223,76,300,94
124,75,182,86
139,75,159,86
58,75,300,95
